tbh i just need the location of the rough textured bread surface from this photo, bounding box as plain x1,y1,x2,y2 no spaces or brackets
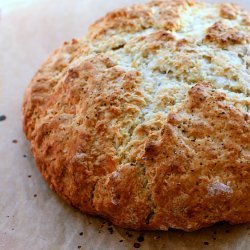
23,0,250,231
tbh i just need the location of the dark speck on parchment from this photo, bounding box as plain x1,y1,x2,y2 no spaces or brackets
134,242,141,248
137,235,144,242
0,115,6,121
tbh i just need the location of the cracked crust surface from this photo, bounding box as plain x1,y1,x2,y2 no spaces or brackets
23,0,250,231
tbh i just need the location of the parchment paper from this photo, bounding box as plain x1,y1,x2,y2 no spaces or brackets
0,0,249,249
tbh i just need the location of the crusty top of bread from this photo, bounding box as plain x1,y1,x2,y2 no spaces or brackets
23,0,250,231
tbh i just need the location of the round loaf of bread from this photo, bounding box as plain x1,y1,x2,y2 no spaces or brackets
23,0,250,231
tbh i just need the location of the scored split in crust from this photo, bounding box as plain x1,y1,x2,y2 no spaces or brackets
23,0,250,231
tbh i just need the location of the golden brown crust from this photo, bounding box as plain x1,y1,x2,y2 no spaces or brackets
141,84,250,230
88,0,197,39
220,3,239,20
23,0,250,231
242,15,250,26
149,0,197,31
88,5,154,40
205,21,248,47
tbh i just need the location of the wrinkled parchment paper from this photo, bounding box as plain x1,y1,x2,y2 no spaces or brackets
0,0,249,249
